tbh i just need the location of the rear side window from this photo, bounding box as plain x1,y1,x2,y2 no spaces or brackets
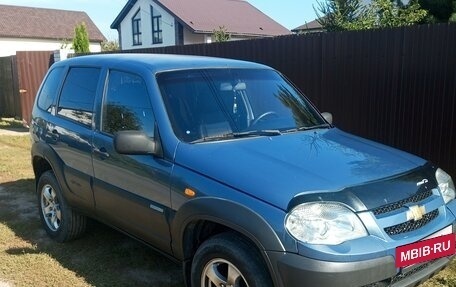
102,70,154,137
57,67,100,126
37,67,64,112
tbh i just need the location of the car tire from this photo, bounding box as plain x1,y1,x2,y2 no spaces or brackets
191,232,273,287
37,170,86,242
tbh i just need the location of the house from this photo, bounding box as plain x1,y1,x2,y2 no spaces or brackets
292,19,324,34
0,4,106,57
111,0,291,50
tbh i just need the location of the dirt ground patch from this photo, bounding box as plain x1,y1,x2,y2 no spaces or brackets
0,129,28,136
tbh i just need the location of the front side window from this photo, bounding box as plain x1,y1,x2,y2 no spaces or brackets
132,9,142,46
102,70,154,137
58,67,100,126
151,6,162,44
157,69,325,143
37,67,64,112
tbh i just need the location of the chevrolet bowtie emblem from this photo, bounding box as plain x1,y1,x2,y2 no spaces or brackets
406,205,426,221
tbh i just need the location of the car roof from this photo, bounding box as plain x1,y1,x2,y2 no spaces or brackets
53,53,271,73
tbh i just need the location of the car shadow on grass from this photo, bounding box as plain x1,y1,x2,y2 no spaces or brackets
0,179,184,287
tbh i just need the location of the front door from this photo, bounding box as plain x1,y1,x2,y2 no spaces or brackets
92,70,172,253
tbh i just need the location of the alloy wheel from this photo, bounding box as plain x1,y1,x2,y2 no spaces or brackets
40,184,61,231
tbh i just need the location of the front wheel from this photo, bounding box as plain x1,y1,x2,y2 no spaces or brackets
37,171,86,242
191,232,273,287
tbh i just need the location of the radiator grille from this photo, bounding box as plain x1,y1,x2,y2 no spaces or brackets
384,209,439,236
373,190,433,216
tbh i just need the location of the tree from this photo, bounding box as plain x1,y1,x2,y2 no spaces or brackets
370,0,428,28
72,22,90,53
314,0,373,31
452,8,456,21
101,40,120,52
418,0,456,22
212,26,231,42
60,38,70,49
315,0,427,31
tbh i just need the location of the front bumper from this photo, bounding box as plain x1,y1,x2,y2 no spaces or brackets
267,251,453,287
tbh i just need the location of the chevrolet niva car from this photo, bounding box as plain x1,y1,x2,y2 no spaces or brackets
30,54,456,287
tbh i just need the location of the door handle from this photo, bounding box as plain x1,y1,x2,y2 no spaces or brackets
94,147,110,159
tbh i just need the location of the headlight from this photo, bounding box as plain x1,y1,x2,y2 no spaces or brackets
285,202,367,245
436,168,455,204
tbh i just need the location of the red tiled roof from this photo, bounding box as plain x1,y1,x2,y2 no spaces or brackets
0,4,106,42
112,0,291,37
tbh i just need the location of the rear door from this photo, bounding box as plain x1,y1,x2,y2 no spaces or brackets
50,67,101,211
92,70,173,253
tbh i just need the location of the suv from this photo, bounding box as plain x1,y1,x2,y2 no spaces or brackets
31,54,455,287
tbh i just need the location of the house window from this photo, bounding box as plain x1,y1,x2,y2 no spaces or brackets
151,6,162,44
176,22,183,45
132,9,142,46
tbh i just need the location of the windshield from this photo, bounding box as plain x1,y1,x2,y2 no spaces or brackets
157,68,326,142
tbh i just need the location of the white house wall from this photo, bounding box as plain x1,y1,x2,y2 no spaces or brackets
119,0,176,50
183,28,206,45
0,38,101,57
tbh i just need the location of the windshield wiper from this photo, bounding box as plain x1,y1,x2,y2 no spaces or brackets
191,130,281,143
231,130,282,138
297,123,331,131
191,134,232,143
284,123,331,133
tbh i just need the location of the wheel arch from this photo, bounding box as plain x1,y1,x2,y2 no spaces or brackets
32,142,64,188
171,197,284,287
32,155,53,185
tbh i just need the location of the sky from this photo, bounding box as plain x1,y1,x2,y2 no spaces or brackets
0,0,320,40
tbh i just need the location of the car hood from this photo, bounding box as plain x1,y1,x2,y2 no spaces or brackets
174,128,427,211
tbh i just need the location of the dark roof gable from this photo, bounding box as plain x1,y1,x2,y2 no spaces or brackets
291,19,324,33
0,4,106,42
111,0,291,37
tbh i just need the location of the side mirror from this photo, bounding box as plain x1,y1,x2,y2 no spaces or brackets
321,112,333,125
114,131,157,155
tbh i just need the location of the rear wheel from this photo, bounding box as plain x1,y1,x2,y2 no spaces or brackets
191,232,272,287
37,171,86,242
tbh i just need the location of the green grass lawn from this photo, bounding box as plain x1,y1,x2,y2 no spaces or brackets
0,135,183,287
0,118,25,129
